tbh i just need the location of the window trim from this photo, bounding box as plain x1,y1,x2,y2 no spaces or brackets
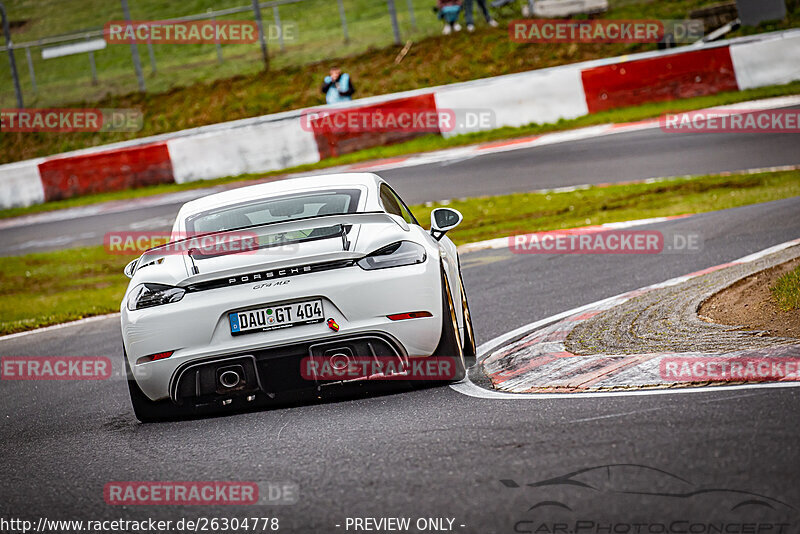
379,183,419,226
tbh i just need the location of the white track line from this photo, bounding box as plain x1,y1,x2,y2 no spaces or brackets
451,237,800,399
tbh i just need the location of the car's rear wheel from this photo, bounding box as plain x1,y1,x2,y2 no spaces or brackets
433,269,467,382
124,350,181,423
458,267,477,368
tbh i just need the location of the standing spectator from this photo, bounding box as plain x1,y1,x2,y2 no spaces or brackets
464,0,498,31
436,0,463,34
321,68,355,105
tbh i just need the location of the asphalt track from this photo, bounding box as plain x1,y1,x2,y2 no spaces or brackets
1,195,799,531
2,117,800,255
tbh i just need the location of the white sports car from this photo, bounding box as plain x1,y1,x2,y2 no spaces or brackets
121,173,475,422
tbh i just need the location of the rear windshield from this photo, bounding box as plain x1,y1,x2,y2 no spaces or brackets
185,189,362,234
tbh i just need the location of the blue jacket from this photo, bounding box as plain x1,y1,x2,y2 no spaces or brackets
322,73,354,104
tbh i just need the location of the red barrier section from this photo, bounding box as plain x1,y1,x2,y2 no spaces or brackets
308,94,440,160
38,143,174,201
581,47,739,114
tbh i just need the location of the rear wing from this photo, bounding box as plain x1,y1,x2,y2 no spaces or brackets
134,211,405,274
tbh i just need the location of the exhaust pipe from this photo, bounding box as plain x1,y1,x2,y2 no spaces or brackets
219,369,242,389
329,352,351,371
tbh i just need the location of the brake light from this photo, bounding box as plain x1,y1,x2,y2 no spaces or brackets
387,311,433,321
136,351,174,365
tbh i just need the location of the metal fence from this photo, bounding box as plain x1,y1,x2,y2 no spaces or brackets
0,0,437,108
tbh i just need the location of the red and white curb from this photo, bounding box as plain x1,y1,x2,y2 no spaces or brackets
452,238,800,399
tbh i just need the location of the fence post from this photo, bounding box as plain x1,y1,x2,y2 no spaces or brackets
25,46,37,94
405,0,417,30
146,38,156,73
252,0,270,70
0,1,24,108
209,9,223,63
386,0,401,45
87,36,99,84
336,0,349,43
272,5,285,52
120,0,146,91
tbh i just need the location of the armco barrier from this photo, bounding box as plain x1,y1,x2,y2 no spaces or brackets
167,116,319,184
0,159,46,208
308,93,439,159
730,32,800,90
0,30,798,210
433,65,588,137
580,47,738,114
38,142,173,201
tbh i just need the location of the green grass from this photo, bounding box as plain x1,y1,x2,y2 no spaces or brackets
2,0,798,164
2,79,799,221
0,247,129,335
771,265,800,311
2,169,799,335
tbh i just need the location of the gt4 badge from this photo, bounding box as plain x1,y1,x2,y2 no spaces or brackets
327,318,340,332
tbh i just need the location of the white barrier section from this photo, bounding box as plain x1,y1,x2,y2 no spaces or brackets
0,159,46,209
168,117,321,184
730,33,800,90
433,66,589,138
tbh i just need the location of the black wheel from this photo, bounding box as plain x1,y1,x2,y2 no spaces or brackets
457,267,477,368
124,350,181,423
433,268,467,382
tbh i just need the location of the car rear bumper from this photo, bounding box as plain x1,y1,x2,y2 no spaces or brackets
122,261,444,401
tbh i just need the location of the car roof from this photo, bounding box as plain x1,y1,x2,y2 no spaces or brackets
177,172,384,219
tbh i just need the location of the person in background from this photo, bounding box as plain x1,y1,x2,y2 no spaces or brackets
435,0,462,34
464,0,498,31
321,68,355,104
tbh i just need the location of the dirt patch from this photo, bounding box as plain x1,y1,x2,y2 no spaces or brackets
699,257,800,339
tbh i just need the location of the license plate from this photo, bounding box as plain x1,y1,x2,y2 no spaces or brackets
229,299,324,335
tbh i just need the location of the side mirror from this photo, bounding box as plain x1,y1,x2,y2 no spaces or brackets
430,207,463,241
124,259,138,278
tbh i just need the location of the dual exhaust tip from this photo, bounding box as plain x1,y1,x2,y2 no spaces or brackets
217,365,244,390
215,351,352,392
329,352,352,371
217,365,255,404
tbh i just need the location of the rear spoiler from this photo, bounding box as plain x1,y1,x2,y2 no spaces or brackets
135,212,406,274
